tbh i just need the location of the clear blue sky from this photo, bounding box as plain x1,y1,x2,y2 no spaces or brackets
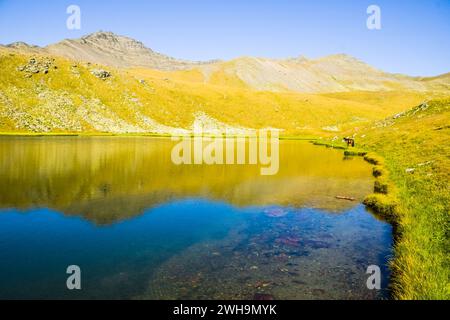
0,0,449,76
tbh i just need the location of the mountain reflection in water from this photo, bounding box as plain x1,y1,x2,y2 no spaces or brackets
0,137,392,300
0,137,373,224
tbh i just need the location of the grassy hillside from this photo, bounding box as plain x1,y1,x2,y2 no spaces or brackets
0,48,438,136
318,98,449,299
361,99,449,299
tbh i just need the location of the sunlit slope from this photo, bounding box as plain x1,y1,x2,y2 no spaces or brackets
0,48,440,135
313,98,449,299
338,98,449,299
184,55,450,93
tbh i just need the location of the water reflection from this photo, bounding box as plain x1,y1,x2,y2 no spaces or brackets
0,137,373,223
0,137,392,299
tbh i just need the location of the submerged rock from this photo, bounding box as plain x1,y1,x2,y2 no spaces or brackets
253,293,275,300
276,236,301,247
311,288,326,296
303,239,330,249
264,208,288,218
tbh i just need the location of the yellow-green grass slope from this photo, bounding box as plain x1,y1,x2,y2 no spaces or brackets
362,99,449,299
0,48,440,136
324,99,449,299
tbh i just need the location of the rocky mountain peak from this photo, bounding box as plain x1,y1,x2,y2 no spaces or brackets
44,31,211,70
79,31,150,52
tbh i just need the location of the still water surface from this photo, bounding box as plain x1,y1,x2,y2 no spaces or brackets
0,137,392,299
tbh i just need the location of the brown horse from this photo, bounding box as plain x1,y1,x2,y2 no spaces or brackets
343,137,355,147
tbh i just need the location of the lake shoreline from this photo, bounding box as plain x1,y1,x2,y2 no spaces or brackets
308,98,450,300
0,132,316,140
1,128,446,299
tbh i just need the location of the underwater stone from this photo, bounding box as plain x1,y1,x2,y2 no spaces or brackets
253,293,275,300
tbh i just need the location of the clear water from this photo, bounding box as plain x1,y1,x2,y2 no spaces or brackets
0,137,392,299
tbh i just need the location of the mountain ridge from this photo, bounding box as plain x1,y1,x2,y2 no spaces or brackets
45,31,217,71
3,31,449,94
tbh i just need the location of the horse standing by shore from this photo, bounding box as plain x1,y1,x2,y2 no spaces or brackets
343,137,355,147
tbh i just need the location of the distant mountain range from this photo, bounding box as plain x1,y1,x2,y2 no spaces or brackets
0,31,449,135
4,31,449,94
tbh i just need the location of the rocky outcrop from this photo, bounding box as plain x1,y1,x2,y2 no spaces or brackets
16,57,57,77
90,69,111,80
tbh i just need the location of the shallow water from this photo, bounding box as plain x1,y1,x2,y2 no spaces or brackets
0,137,392,299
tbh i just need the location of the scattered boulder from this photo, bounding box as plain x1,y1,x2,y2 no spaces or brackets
405,168,415,174
70,65,80,75
91,69,111,80
16,57,56,77
322,125,340,132
417,161,433,167
393,112,405,119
